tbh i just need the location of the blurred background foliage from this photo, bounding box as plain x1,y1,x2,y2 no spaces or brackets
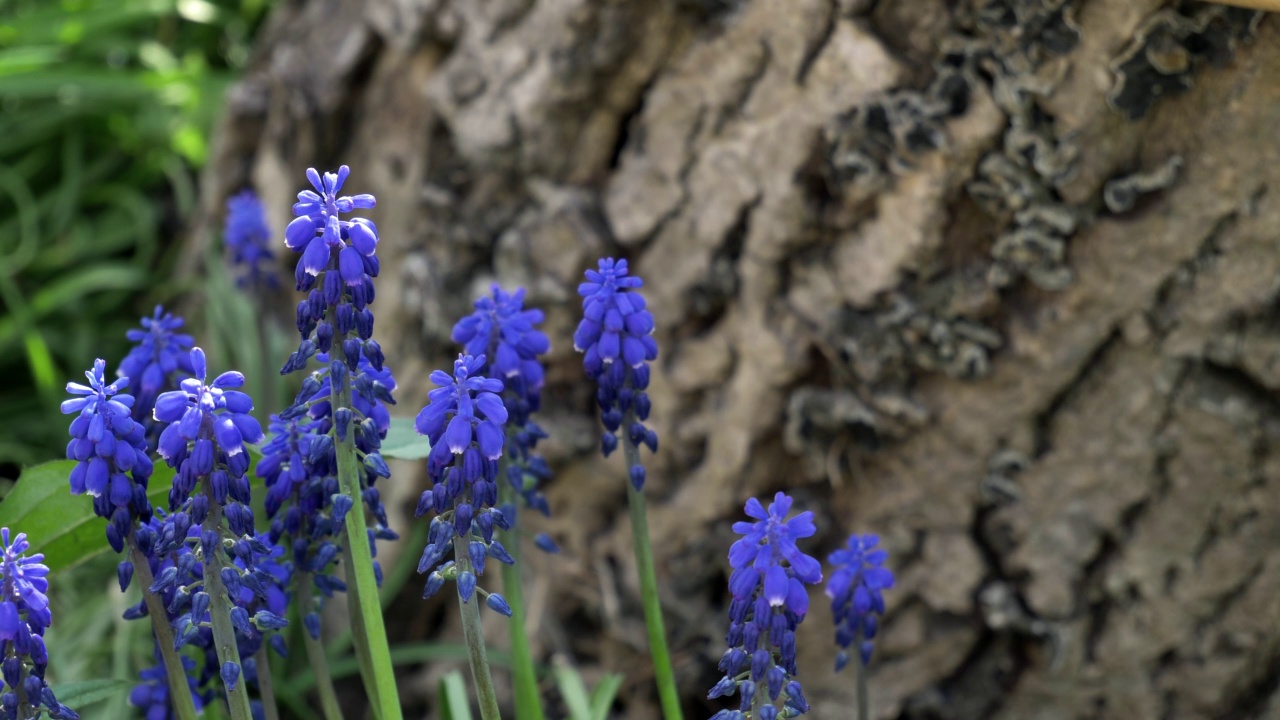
0,0,273,474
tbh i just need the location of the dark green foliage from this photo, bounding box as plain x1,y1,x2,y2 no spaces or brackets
0,0,270,472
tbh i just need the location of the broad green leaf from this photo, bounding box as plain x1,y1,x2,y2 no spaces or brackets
554,662,594,720
439,670,475,720
51,678,134,708
380,416,432,460
0,460,173,572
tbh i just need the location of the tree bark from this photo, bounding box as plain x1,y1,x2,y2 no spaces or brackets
194,1,1280,718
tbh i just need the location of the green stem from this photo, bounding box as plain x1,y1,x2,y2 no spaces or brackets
333,362,403,720
621,415,683,720
203,499,254,720
297,573,344,720
254,646,280,720
453,536,502,720
128,542,200,720
497,479,545,720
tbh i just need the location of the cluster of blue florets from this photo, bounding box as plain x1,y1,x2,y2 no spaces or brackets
224,190,278,291
709,493,820,720
413,354,515,615
61,359,155,557
574,258,659,490
116,307,194,446
452,285,557,549
0,530,77,719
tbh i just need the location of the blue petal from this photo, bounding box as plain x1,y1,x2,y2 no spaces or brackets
474,392,508,424
444,415,471,454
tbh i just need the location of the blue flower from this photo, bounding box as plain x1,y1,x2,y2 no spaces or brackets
284,166,378,284
415,355,507,465
573,258,658,489
709,493,820,718
155,348,264,464
453,285,555,525
61,359,154,555
117,306,195,427
0,529,78,720
224,190,278,291
452,285,549,402
129,654,206,720
280,166,383,377
826,534,893,670
151,350,286,696
413,355,515,603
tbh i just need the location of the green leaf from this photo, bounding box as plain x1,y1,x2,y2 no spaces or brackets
554,662,594,720
380,416,432,460
439,670,475,720
0,460,174,572
51,678,134,708
589,673,623,720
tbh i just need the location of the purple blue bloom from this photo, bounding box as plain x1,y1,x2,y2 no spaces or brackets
709,493,820,718
130,654,206,720
151,348,287,702
452,285,555,533
573,258,658,490
0,529,78,720
224,190,278,291
281,165,382,376
117,306,195,434
826,534,894,670
413,354,514,611
61,359,154,559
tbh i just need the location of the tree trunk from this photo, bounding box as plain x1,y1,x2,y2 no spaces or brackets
193,1,1280,718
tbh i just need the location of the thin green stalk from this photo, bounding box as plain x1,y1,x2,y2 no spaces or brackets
255,646,280,720
128,542,200,720
325,520,428,660
621,415,683,720
297,573,344,720
332,363,403,720
497,477,545,720
453,536,502,720
203,500,254,720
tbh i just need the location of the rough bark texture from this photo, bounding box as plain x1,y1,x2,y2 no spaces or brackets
193,1,1280,718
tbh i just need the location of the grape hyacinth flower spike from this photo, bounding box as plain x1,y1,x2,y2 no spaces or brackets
574,258,658,490
452,286,555,719
224,190,278,291
414,353,514,720
452,285,555,530
827,534,894,670
61,359,154,555
153,347,279,720
117,306,195,438
61,361,201,719
709,492,821,720
279,164,402,720
0,529,78,719
573,258,680,718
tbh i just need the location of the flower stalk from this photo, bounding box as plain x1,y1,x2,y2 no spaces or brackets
498,481,544,720
333,368,402,720
203,500,254,720
454,535,503,720
128,543,199,720
622,423,682,720
297,573,344,720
